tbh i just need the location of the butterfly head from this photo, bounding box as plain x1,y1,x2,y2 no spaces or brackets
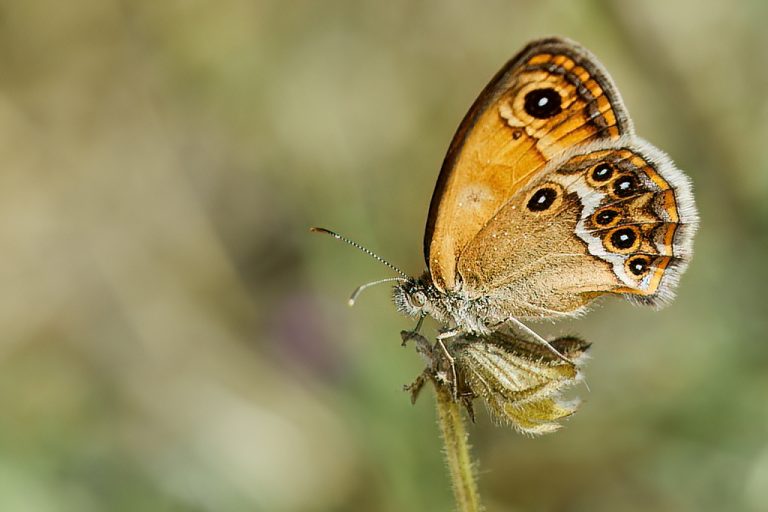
394,271,504,335
392,272,454,326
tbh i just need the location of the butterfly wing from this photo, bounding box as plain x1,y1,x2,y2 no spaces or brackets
457,138,698,319
425,37,633,292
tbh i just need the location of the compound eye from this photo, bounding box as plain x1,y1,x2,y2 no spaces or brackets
411,291,427,307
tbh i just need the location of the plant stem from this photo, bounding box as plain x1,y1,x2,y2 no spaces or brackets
434,382,483,512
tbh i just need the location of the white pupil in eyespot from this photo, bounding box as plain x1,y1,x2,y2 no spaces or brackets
537,97,549,107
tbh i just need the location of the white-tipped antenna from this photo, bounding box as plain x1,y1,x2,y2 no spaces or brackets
310,227,410,306
348,277,407,306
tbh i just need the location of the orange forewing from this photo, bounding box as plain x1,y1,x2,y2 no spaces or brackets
424,38,633,292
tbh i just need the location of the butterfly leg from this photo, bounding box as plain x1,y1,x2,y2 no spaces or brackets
400,315,426,348
403,370,431,404
503,316,572,364
400,327,437,404
402,346,460,405
436,328,462,340
434,338,459,400
400,327,461,403
400,327,433,364
433,328,463,399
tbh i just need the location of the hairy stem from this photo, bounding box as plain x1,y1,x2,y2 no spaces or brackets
434,382,483,512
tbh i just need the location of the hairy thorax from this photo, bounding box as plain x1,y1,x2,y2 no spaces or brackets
393,271,498,334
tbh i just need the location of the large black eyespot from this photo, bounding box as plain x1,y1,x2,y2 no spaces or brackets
526,187,558,211
591,164,613,182
610,228,637,250
523,88,562,119
627,256,650,276
594,208,620,226
613,175,637,198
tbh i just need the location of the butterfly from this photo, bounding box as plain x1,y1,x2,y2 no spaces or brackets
313,37,698,432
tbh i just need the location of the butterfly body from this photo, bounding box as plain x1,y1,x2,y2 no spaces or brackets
393,272,497,335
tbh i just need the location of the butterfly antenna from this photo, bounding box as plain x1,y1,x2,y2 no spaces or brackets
310,227,410,279
348,277,409,306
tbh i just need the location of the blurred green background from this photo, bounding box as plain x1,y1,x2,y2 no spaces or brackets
1,0,766,511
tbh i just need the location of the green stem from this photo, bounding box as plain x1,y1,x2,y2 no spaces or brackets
434,383,483,512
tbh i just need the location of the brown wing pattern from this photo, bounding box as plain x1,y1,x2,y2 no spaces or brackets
425,37,633,292
456,139,698,319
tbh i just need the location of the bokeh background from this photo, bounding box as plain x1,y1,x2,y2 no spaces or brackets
1,0,767,511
